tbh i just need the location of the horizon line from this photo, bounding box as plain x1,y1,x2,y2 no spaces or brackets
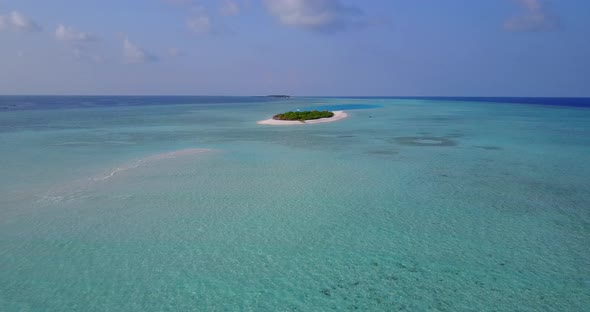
1,94,589,99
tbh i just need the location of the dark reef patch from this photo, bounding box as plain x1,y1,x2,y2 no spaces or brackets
393,136,457,147
445,132,464,138
367,150,399,156
473,145,503,151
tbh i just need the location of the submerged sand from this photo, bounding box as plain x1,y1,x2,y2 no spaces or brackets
93,148,213,181
257,111,348,125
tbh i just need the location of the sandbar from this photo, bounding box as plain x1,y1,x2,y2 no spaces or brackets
93,148,213,181
257,111,348,126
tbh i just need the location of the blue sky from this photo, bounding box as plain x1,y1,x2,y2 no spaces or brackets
0,0,588,96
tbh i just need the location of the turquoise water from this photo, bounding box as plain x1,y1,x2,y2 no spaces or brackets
301,104,382,111
1,97,589,311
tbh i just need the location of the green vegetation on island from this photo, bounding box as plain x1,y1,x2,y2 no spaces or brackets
273,110,334,121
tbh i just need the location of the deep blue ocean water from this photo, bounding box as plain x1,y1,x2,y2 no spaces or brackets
2,96,589,112
1,96,589,311
0,96,276,111
336,97,590,108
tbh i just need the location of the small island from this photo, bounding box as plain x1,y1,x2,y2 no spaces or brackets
273,110,334,121
257,110,348,126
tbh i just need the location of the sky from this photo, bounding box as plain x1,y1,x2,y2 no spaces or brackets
0,0,589,96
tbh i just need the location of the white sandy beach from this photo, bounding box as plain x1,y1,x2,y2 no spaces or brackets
257,110,348,125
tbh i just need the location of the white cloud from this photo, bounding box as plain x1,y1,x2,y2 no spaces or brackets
263,0,365,32
0,11,41,32
72,47,82,59
505,0,560,32
220,0,240,16
123,38,157,64
55,24,97,42
186,7,211,34
167,1,233,35
8,11,40,31
168,48,183,57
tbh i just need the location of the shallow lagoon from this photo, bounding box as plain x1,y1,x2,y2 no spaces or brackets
0,96,589,311
301,103,382,111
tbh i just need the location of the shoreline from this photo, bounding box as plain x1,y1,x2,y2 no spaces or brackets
257,111,348,126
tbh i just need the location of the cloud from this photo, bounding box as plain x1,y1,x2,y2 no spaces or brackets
168,48,183,57
0,11,41,32
220,0,240,16
505,0,561,32
263,0,366,32
123,38,157,64
167,1,234,35
55,24,97,42
186,7,211,34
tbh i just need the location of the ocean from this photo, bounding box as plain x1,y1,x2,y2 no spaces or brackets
1,96,589,311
